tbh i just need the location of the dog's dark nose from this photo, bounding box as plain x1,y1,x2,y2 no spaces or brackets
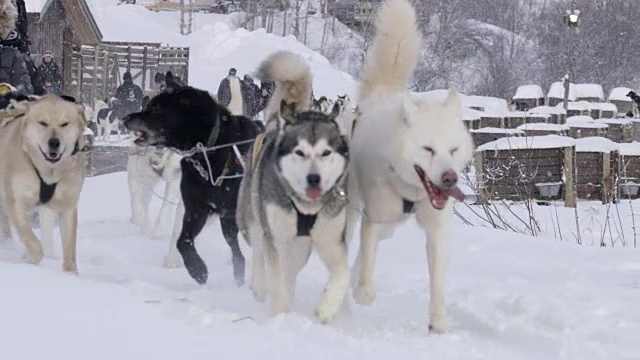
441,171,458,188
48,138,60,150
307,174,321,187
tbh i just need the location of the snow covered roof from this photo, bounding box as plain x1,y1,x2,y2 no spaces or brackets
462,107,483,121
566,115,608,129
597,118,632,125
566,101,592,111
548,81,576,100
465,95,509,116
589,102,618,112
513,85,544,100
470,127,524,134
476,135,575,151
575,137,619,153
574,84,604,100
566,115,595,123
529,105,566,115
517,123,570,131
608,87,634,102
618,143,640,156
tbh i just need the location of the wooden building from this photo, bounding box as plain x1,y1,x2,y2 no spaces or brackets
574,138,618,202
617,144,640,199
598,118,632,143
27,0,102,95
474,135,576,207
517,123,569,137
470,127,524,148
512,84,544,111
608,87,635,116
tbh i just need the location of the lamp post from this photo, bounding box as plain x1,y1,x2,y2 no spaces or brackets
562,1,580,112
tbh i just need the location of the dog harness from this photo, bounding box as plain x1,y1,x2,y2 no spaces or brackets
290,201,317,237
32,166,57,205
250,133,267,169
402,199,416,214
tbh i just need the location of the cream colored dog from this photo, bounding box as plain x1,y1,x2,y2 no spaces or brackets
0,94,87,273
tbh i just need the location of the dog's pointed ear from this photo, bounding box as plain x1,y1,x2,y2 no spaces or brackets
328,101,341,120
279,100,297,126
444,88,463,119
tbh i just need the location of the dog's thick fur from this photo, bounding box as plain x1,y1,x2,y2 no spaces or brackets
123,79,262,286
348,0,473,333
237,51,351,323
0,0,17,40
254,51,313,129
0,94,87,273
127,147,184,267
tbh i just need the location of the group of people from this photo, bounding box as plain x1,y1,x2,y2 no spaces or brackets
217,67,275,119
0,0,63,96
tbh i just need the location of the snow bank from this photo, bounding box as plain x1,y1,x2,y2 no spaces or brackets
476,135,574,151
513,84,544,99
575,137,618,153
574,83,604,101
608,87,634,102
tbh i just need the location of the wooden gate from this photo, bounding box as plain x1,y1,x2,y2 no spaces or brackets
70,42,190,106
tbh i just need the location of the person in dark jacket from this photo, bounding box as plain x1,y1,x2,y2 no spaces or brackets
0,0,39,94
241,74,261,118
114,71,143,118
0,44,32,94
35,51,62,95
217,67,244,115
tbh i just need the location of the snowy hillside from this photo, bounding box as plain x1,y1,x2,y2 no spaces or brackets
2,173,638,360
82,0,357,99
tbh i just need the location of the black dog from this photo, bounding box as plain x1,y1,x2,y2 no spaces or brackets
626,91,640,115
123,75,262,286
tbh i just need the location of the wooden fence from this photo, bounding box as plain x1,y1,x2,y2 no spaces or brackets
70,42,190,105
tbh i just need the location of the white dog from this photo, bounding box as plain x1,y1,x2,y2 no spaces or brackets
127,147,184,268
347,0,473,334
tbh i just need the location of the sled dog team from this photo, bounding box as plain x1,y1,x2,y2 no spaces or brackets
0,0,472,333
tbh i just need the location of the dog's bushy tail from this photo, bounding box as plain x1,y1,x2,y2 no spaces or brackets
255,51,313,125
358,0,421,103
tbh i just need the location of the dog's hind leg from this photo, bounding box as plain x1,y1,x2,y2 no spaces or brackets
58,208,78,274
152,175,181,239
220,216,246,287
176,204,210,284
39,207,57,259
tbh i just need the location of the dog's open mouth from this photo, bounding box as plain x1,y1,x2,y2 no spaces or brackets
39,148,62,164
305,187,323,200
414,165,464,210
133,130,148,146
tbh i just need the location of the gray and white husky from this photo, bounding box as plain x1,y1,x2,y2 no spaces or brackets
348,0,474,334
236,51,351,324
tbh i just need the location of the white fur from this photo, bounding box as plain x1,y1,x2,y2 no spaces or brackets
348,0,474,334
94,98,123,143
278,139,347,201
227,76,244,116
127,149,184,268
251,203,349,323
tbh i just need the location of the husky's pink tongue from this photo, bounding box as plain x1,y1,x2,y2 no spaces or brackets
449,186,465,202
306,187,322,200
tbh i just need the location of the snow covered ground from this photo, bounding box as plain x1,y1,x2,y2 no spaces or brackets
1,173,638,360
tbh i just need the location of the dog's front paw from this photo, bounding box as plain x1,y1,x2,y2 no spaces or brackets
23,247,44,265
353,283,376,306
251,283,267,302
315,299,340,324
182,250,208,285
62,261,78,275
163,254,183,269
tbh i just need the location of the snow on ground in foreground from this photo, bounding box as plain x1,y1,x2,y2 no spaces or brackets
1,172,638,359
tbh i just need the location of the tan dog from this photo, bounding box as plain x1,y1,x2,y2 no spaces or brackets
0,94,87,273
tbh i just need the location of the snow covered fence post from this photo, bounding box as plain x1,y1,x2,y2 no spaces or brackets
473,151,488,204
563,145,576,208
602,151,612,204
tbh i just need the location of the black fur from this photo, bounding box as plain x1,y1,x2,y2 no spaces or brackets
626,91,640,115
123,78,262,286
